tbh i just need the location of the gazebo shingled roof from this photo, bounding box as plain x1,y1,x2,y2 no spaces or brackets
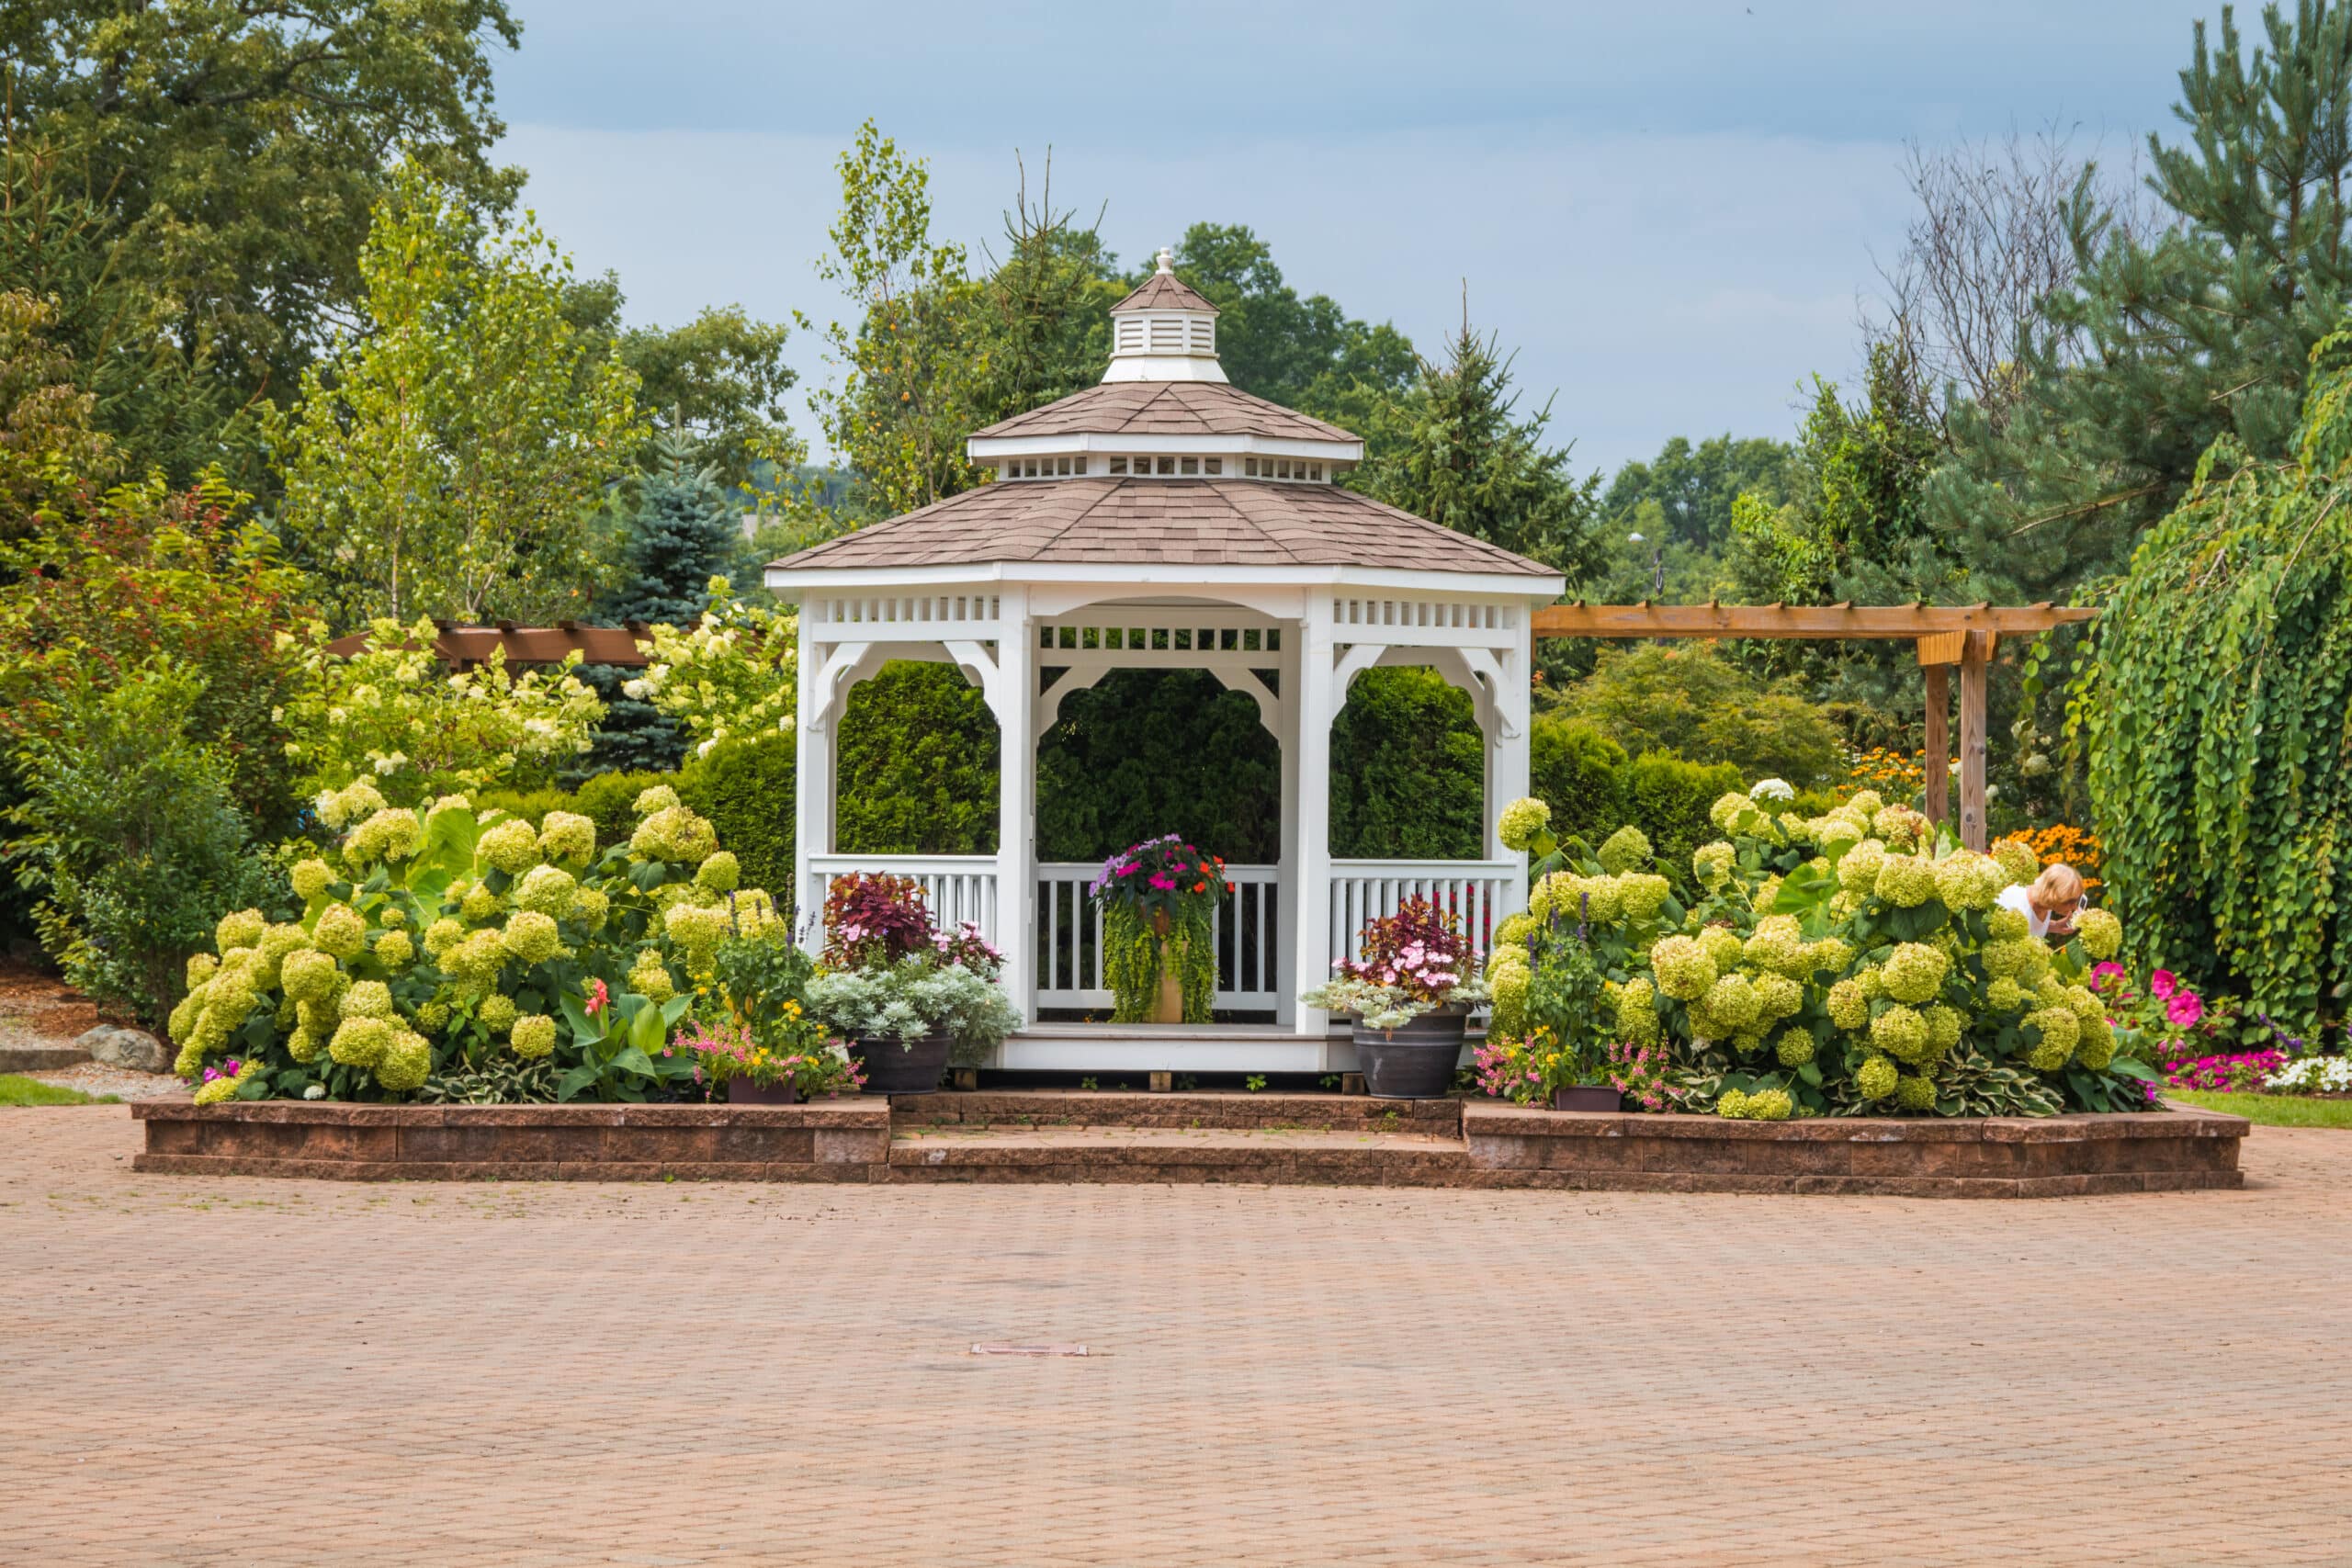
771,475,1554,575
967,379,1357,444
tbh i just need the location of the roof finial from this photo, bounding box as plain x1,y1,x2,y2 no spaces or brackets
1154,246,1174,275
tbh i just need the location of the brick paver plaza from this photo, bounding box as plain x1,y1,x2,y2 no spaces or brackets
6,1106,2349,1566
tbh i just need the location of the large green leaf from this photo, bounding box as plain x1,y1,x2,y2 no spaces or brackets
405,807,480,899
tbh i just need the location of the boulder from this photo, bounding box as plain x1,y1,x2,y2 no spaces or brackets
77,1024,170,1074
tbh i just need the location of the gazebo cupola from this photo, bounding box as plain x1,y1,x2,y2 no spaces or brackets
1105,246,1226,382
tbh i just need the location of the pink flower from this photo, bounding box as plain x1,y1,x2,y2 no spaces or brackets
2149,969,2177,1001
584,977,609,1017
2166,992,2204,1028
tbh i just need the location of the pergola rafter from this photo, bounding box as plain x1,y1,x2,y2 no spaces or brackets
1533,602,2098,851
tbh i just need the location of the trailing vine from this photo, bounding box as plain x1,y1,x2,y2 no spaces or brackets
2078,325,2352,1040
1102,901,1216,1023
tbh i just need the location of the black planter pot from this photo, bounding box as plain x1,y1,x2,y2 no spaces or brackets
726,1078,799,1106
1551,1085,1622,1112
851,1032,953,1094
1350,1006,1468,1100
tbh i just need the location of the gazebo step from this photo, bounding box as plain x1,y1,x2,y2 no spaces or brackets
886,1123,1473,1186
889,1089,1463,1135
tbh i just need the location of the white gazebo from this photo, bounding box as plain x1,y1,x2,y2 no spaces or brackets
768,250,1565,1073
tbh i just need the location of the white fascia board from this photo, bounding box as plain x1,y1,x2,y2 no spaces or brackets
966,432,1363,463
766,559,1566,603
1100,355,1228,383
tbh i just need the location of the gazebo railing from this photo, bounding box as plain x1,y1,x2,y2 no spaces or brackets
1325,859,1519,977
804,854,1001,942
1035,863,1282,1014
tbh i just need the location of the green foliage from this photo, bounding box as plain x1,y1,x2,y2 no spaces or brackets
1327,669,1484,860
1351,314,1602,578
0,0,522,486
1039,671,1279,863
679,732,797,909
627,578,795,757
2078,323,2352,1036
1622,753,1747,897
1930,4,2352,604
0,290,116,542
0,474,312,832
1165,223,1418,418
571,771,674,851
604,434,741,628
838,662,1000,855
278,618,604,807
6,662,282,1026
1102,901,1216,1024
1530,716,1630,849
273,161,647,625
1553,645,1843,788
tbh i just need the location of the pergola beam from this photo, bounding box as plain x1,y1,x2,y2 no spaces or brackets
1532,602,2094,640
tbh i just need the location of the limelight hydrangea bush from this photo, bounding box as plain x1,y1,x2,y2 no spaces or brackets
169,784,787,1103
624,577,797,759
1482,783,2152,1119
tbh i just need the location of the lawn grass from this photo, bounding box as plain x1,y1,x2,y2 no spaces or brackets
2165,1089,2352,1128
0,1073,117,1106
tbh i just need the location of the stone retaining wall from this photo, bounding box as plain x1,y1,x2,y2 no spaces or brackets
1463,1103,2248,1196
132,1100,892,1181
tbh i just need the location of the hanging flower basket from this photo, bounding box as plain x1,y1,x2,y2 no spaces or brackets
1092,835,1227,1024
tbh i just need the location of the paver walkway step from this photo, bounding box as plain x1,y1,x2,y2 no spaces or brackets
888,1122,1474,1185
0,1044,89,1074
888,1089,1463,1136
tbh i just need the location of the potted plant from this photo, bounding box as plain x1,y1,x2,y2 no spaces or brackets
1092,834,1227,1024
804,874,1023,1093
674,1011,862,1103
1526,903,1620,1111
1303,897,1489,1098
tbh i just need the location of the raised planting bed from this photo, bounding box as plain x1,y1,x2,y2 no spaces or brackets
130,1097,2250,1195
1461,1103,2250,1197
131,1100,892,1182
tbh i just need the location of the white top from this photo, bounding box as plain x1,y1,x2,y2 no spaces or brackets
1997,884,2051,939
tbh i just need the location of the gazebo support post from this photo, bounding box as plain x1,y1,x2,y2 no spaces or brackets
992,589,1037,1014
1292,595,1338,1036
1921,664,1951,828
792,607,832,954
1958,631,1992,852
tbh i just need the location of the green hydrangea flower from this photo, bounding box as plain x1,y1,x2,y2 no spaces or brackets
1872,855,1937,908
1894,1073,1938,1111
345,807,423,866
1611,976,1660,1046
1490,963,1532,1034
502,910,565,966
279,949,340,1004
1744,916,1805,977
1805,936,1855,976
1826,978,1869,1031
695,851,741,894
1856,1055,1899,1100
1926,1004,1964,1055
1992,839,2041,886
1497,796,1551,852
340,980,394,1021
574,889,609,931
375,929,416,969
2025,1006,2081,1067
1871,1005,1930,1064
2076,1019,2116,1070
1883,942,1950,1005
1493,913,1537,948
1775,1029,1816,1067
2075,907,2122,961
662,899,729,954
328,1016,392,1068
478,994,519,1034
1597,825,1652,874
537,810,597,865
1716,1088,1751,1118
311,904,368,961
1814,815,1864,857
1745,1088,1792,1120
286,1023,322,1064
423,917,466,959
1752,973,1804,1021
1691,841,1736,892
290,858,335,902
215,908,266,953
1701,973,1760,1032
443,930,509,986
414,1000,452,1034
513,864,579,919
510,1013,558,1059
633,784,680,816
374,1030,432,1092
1648,935,1716,1000
478,818,542,875
631,805,718,865
185,952,220,990
315,779,387,829
628,953,677,1004
1838,840,1886,895
1617,874,1671,922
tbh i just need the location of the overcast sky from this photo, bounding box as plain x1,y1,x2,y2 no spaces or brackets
496,1,2213,479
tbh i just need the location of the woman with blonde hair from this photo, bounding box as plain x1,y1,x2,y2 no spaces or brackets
1998,863,2086,942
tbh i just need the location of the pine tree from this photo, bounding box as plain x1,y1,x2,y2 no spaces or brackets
1936,1,2352,602
578,429,742,776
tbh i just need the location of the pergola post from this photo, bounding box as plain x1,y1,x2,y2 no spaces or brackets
993,589,1036,1013
1291,594,1337,1035
1921,664,1951,827
1957,631,1993,852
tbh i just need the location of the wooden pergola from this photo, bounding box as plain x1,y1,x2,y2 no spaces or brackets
322,621,653,669
1532,603,2098,851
